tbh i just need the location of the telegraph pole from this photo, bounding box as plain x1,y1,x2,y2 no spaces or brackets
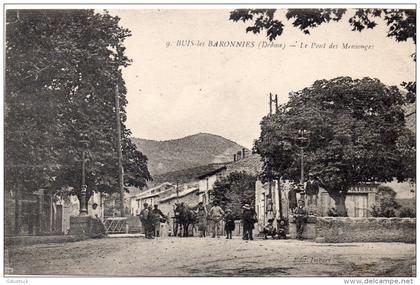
275,94,278,112
268,93,281,219
115,85,125,217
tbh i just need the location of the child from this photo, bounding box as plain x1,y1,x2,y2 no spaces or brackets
277,218,287,239
224,209,235,239
263,218,276,239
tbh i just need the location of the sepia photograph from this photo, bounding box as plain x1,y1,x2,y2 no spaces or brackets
3,3,417,280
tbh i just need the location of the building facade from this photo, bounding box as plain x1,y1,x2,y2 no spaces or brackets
130,182,175,215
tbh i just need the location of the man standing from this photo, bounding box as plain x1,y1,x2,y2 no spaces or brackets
139,203,152,239
147,204,155,238
288,186,298,212
294,199,308,240
152,204,167,237
306,177,320,206
242,204,256,240
208,202,224,238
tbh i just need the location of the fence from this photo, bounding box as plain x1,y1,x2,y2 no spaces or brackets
104,217,128,234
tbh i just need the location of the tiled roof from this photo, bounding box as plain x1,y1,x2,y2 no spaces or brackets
159,187,199,202
132,182,175,199
224,153,264,176
196,166,227,179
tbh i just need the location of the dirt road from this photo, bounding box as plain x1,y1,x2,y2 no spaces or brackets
6,236,416,277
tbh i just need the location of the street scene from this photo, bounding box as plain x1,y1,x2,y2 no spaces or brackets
4,6,416,279
6,238,415,277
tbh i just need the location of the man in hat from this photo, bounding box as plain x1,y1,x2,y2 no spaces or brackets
224,209,235,239
262,218,276,239
294,199,308,240
152,204,167,237
209,202,224,238
306,174,320,206
242,203,256,240
139,203,152,239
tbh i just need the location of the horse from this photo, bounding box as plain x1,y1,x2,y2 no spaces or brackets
174,203,197,237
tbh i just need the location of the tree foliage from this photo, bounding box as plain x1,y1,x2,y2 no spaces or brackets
5,10,151,204
399,207,416,218
254,77,415,216
211,171,257,219
230,8,415,43
230,8,416,102
369,186,401,217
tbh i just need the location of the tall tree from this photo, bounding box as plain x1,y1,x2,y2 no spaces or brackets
230,8,416,102
5,10,151,209
211,171,257,219
254,77,415,216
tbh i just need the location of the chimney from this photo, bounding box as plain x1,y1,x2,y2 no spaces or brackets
237,151,242,161
242,148,246,158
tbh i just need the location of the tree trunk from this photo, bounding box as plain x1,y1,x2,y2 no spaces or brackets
331,194,348,217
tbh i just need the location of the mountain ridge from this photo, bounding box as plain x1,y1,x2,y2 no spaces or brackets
132,133,248,176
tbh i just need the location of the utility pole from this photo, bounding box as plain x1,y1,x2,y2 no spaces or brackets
269,93,280,219
300,147,304,185
78,134,89,216
275,94,278,113
297,129,309,200
115,85,125,217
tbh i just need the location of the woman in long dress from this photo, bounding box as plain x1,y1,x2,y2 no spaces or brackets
196,202,208,237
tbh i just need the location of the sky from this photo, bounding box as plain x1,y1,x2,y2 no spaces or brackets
110,9,415,149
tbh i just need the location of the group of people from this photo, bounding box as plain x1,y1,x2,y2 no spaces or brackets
138,203,168,239
261,218,287,240
195,201,257,240
262,199,308,240
139,198,308,240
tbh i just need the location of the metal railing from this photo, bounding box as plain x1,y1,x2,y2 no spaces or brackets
104,217,128,234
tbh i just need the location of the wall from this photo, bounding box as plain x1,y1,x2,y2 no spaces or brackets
315,217,416,243
255,180,298,231
288,216,318,239
5,191,16,236
198,174,219,205
5,190,57,236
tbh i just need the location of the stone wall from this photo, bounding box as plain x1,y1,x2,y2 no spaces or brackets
315,217,416,243
288,215,317,239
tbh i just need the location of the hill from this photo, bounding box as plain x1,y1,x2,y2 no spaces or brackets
149,163,228,186
132,133,247,176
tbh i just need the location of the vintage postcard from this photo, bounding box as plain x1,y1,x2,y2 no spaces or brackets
3,3,416,282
